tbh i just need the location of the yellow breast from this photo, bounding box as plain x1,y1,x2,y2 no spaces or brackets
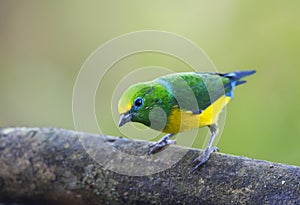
162,95,231,134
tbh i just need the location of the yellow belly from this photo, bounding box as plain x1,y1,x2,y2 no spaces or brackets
163,95,231,134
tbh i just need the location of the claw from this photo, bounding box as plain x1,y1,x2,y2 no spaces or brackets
192,155,201,164
148,142,157,148
192,146,219,172
147,139,176,155
147,134,175,155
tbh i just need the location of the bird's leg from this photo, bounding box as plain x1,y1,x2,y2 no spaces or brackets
193,124,219,171
148,134,175,155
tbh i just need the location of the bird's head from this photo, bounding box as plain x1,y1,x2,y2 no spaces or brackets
118,81,171,130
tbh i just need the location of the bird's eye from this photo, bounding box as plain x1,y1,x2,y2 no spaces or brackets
134,97,143,110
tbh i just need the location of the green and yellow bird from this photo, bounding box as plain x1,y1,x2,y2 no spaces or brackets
118,70,255,170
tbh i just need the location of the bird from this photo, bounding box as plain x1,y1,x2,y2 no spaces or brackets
118,70,256,170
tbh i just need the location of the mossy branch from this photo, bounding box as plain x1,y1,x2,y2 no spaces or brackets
0,127,299,205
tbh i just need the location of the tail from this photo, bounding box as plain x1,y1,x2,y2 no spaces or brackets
222,70,256,85
221,70,256,97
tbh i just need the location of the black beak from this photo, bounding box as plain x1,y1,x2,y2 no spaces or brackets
119,113,133,127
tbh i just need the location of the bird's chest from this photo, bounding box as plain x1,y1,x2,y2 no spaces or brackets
162,95,231,134
162,108,200,134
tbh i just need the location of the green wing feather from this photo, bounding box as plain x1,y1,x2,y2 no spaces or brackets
156,72,230,113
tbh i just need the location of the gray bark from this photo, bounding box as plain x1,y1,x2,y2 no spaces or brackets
0,127,299,205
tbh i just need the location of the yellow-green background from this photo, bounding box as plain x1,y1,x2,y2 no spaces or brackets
1,1,299,166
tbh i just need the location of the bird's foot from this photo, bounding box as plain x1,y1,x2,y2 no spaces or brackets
192,146,219,171
148,136,176,155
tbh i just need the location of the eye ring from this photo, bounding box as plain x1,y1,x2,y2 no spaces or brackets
133,97,143,110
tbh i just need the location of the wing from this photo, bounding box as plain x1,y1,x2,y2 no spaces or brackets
157,72,230,112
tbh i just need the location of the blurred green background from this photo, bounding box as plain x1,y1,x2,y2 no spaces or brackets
1,1,299,166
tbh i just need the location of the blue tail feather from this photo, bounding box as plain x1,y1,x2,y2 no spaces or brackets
222,70,256,80
221,70,256,98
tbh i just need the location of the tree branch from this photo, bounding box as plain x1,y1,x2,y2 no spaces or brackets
0,127,299,205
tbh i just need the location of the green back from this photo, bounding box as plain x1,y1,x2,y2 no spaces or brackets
156,72,230,113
